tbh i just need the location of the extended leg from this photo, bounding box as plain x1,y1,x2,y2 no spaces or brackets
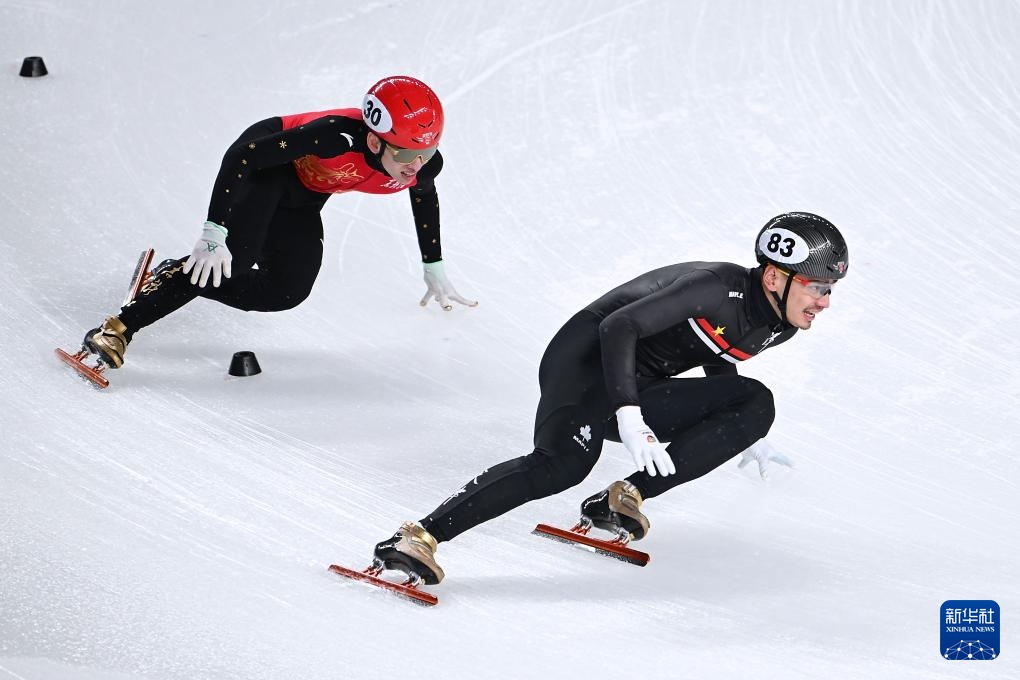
420,405,605,543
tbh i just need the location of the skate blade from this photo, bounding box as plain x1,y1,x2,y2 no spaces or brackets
123,248,155,305
532,523,650,566
328,564,438,607
54,347,110,389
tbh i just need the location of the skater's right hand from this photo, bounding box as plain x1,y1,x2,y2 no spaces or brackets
183,221,232,288
616,406,676,477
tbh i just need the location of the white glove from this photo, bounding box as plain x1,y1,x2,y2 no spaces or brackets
616,406,675,477
737,438,794,480
420,260,478,311
182,221,232,288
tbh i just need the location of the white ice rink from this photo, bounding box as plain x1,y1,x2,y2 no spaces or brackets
1,1,1018,678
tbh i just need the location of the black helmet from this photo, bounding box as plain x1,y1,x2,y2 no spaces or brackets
755,212,849,280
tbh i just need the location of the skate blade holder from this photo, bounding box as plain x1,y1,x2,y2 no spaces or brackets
573,515,634,545
54,347,111,389
328,562,438,607
532,521,650,566
366,558,425,587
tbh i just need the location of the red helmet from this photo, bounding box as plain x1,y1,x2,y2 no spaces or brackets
362,75,444,149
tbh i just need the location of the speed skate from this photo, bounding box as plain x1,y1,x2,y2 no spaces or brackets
54,248,154,389
328,561,439,607
532,518,650,567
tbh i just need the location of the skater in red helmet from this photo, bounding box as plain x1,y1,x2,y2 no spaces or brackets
81,76,475,374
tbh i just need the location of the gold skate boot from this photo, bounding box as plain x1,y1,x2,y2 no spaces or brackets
83,316,130,368
373,522,445,585
580,480,650,541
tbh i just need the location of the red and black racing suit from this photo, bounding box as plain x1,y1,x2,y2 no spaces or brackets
119,108,443,335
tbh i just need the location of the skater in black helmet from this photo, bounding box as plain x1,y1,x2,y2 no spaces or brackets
81,75,476,375
368,213,850,585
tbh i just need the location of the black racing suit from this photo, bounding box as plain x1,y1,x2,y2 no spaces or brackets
421,262,797,543
118,115,444,336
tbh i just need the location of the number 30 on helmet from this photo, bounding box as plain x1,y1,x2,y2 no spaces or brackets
755,212,849,280
362,75,445,149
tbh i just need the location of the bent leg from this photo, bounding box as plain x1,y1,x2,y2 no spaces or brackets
118,171,325,334
623,375,775,499
200,205,324,312
118,174,292,335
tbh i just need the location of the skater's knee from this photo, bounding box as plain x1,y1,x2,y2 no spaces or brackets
268,287,312,311
748,379,775,414
737,377,775,437
525,448,596,496
247,272,315,311
557,462,595,491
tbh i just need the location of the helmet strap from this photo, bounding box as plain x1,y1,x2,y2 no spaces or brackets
765,266,795,328
365,132,387,172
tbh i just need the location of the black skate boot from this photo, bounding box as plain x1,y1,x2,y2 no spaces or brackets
580,480,650,541
83,316,130,369
151,257,185,279
133,258,184,299
152,258,178,274
373,522,445,585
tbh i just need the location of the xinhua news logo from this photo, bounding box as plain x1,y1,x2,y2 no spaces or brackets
941,600,999,660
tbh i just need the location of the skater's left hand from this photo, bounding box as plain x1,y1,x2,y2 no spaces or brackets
420,260,478,311
738,439,794,480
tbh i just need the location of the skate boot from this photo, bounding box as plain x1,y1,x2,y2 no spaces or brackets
373,522,445,585
83,316,130,369
580,480,650,541
152,258,181,277
133,258,184,299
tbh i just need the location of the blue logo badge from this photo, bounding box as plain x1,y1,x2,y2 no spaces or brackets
941,600,999,660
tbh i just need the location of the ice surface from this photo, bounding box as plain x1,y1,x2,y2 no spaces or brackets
1,2,1017,678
